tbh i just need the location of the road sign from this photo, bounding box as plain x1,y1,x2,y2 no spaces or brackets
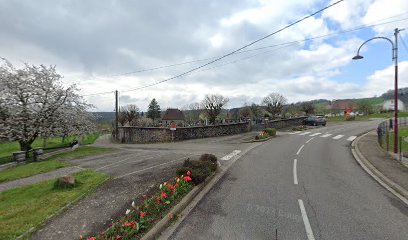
170,121,177,131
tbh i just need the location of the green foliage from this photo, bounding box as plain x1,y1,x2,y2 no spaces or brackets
177,156,217,185
146,98,161,124
199,153,218,163
0,170,107,240
0,146,114,183
264,128,276,136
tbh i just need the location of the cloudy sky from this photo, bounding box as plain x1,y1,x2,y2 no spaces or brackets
1,0,408,111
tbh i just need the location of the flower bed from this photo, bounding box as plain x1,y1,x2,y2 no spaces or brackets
82,171,194,240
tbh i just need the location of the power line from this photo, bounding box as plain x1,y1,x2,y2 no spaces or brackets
80,16,408,97
82,11,408,82
120,0,345,93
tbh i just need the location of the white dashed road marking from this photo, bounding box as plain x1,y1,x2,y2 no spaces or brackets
293,159,298,185
332,135,344,140
221,150,241,161
296,145,305,155
298,199,316,240
347,136,357,141
309,133,321,137
299,132,311,136
305,137,314,144
320,134,332,138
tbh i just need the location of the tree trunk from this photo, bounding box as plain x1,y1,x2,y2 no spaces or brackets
19,139,35,159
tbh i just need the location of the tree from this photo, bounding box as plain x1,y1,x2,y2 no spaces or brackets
201,94,229,124
358,100,373,115
147,98,161,124
182,102,202,124
262,93,287,119
239,106,252,120
250,103,262,119
118,104,140,126
0,58,94,152
301,102,315,115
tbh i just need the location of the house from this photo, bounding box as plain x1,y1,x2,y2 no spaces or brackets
161,108,185,125
330,100,356,114
382,99,405,111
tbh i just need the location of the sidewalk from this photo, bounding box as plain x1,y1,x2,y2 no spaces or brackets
0,166,83,192
353,130,408,203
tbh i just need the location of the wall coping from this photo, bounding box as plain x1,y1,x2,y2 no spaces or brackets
118,122,249,130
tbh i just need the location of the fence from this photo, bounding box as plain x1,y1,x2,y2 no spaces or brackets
377,117,408,161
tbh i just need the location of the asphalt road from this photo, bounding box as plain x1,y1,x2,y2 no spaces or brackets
170,119,408,240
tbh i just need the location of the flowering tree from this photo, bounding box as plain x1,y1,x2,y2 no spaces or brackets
0,58,94,152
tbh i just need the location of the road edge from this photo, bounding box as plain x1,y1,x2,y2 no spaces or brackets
351,130,408,205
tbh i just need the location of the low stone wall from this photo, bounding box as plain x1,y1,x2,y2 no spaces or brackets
266,117,307,129
117,122,251,143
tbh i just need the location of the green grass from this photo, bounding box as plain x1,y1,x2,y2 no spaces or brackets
383,125,408,152
0,146,114,183
326,112,408,122
0,169,108,240
0,133,102,158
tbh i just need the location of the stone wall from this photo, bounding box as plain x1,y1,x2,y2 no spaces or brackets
117,122,251,143
265,117,307,129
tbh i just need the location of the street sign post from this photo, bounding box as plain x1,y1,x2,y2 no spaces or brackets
170,121,176,141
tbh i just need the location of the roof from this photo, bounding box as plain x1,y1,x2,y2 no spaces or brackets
330,100,356,110
162,108,185,120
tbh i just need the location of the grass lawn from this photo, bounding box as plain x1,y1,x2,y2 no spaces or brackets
0,133,102,158
326,112,408,122
0,146,114,183
384,125,408,152
0,169,108,240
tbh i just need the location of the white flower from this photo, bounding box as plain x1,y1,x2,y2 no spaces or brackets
125,209,131,215
131,201,135,208
159,184,163,189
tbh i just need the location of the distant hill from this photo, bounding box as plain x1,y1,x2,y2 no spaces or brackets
94,112,115,123
381,87,408,104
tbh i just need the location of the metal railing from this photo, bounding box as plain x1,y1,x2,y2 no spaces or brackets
377,117,408,161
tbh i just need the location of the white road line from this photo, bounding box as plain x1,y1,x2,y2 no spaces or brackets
332,134,344,140
305,137,314,144
221,150,241,161
298,131,311,136
290,131,301,135
298,199,315,240
296,145,305,155
347,136,357,141
320,133,332,138
293,159,298,185
114,154,196,179
309,133,321,137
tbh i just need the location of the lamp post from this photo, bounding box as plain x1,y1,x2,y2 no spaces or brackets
352,28,403,155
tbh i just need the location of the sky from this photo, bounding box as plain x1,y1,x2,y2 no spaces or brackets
1,0,408,112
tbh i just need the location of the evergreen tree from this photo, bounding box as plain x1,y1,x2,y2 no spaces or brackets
147,98,161,124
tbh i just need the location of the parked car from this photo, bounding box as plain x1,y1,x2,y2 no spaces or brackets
303,116,326,126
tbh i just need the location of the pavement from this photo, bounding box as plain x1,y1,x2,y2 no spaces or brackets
169,120,408,240
353,130,408,203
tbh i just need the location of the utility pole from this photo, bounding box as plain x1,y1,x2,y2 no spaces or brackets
115,90,119,140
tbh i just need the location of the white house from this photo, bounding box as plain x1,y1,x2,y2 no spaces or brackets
382,99,405,111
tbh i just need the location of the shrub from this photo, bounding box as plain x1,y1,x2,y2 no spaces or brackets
255,135,260,140
199,153,217,163
176,158,217,185
344,114,355,121
264,128,276,136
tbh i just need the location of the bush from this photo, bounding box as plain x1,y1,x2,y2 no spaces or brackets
264,128,276,136
199,153,217,163
344,114,355,121
176,157,217,185
255,135,260,140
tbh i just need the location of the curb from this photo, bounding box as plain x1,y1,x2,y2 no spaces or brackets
351,130,408,206
152,141,266,240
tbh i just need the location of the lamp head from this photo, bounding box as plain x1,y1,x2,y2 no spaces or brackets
352,55,364,60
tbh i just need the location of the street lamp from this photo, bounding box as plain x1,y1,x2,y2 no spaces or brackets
352,28,403,155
